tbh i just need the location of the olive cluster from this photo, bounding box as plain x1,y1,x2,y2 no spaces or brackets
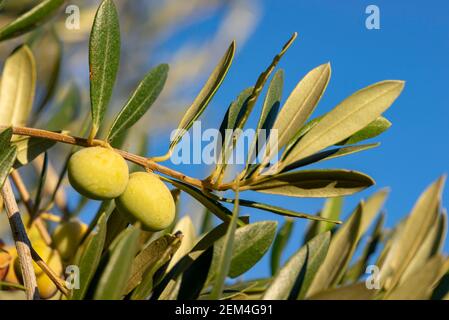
68,147,176,231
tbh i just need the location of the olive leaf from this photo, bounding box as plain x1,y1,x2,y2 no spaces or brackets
379,176,445,291
208,221,277,281
208,192,240,299
263,231,330,300
0,0,65,41
243,169,374,198
265,63,331,161
168,42,235,152
218,196,341,223
386,255,448,300
270,218,294,275
71,212,108,300
89,0,121,139
304,197,343,243
244,69,284,179
13,136,57,168
107,64,169,143
125,233,181,295
209,87,253,182
337,116,391,146
343,213,385,283
0,45,36,128
0,128,17,188
276,80,404,173
94,225,140,300
306,204,363,297
281,143,379,173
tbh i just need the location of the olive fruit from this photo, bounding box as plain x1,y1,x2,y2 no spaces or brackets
14,241,63,299
52,219,88,261
0,248,12,280
115,172,175,231
2,247,19,285
68,146,129,200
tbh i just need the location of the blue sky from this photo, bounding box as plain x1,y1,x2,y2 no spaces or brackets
76,0,449,280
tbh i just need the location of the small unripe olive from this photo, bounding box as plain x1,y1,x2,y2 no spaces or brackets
14,241,62,299
68,146,129,200
0,249,12,280
3,247,19,285
52,220,88,261
115,172,175,231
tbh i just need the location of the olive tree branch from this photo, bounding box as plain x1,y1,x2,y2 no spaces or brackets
5,126,236,191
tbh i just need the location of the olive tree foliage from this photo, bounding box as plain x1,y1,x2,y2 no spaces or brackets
0,0,447,301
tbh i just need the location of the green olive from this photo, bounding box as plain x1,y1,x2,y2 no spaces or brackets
115,172,175,231
68,146,129,200
13,241,63,299
52,220,88,261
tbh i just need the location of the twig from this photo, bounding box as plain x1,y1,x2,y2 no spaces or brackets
1,178,39,300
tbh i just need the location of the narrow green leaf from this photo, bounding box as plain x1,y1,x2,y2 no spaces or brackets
0,127,13,149
281,143,379,172
399,211,443,282
169,41,235,151
244,169,374,198
244,69,284,178
304,197,343,243
359,189,389,237
0,45,36,127
267,63,331,155
0,146,17,188
380,176,445,290
71,212,108,300
89,0,121,138
149,222,229,300
270,218,294,275
125,233,181,294
218,196,341,223
209,192,240,299
281,115,323,161
0,0,64,41
386,255,448,300
337,116,391,145
13,136,57,168
94,226,140,300
209,220,277,280
306,204,363,297
210,87,253,182
263,232,330,300
108,64,169,142
130,235,182,300
177,246,214,300
166,216,197,272
343,213,385,283
279,80,404,172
